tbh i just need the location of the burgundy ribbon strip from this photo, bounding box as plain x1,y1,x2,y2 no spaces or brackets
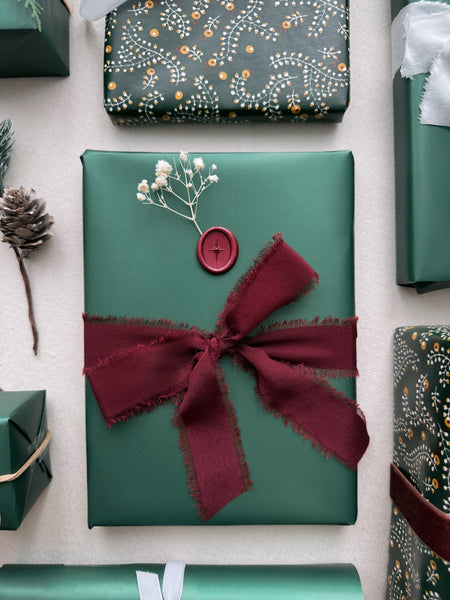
390,463,450,562
84,235,369,520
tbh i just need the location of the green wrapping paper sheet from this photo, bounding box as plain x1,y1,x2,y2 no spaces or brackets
83,150,357,526
387,327,450,599
0,564,364,599
392,0,450,293
0,390,52,530
0,0,70,78
104,0,350,124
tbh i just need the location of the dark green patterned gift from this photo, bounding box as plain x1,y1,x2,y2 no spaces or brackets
104,0,349,124
387,327,450,600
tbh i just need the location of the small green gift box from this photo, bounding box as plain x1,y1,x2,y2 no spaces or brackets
0,390,52,530
387,327,450,599
104,0,350,124
392,0,450,293
0,0,70,77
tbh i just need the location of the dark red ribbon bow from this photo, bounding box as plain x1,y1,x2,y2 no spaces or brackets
84,235,369,520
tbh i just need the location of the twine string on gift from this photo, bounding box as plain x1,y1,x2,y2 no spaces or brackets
0,429,51,483
84,235,369,520
137,562,186,600
392,1,450,126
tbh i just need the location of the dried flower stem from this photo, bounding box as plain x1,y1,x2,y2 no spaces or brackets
13,246,38,355
137,153,219,236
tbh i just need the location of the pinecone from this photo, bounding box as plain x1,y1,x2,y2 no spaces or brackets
0,187,54,258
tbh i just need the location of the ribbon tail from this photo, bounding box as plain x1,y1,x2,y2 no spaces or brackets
176,350,252,520
420,39,450,126
238,346,369,470
136,562,186,600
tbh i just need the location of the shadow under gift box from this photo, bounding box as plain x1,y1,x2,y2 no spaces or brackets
0,0,70,77
0,390,52,530
392,0,450,293
103,0,350,124
0,564,364,599
387,326,450,599
82,150,361,527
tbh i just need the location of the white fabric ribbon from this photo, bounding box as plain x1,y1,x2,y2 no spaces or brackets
79,0,128,21
392,1,450,126
137,562,186,600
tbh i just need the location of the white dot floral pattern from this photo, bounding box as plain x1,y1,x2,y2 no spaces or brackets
104,0,349,124
388,326,450,600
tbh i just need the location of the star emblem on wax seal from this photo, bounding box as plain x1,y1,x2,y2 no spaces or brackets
197,227,239,274
137,152,239,275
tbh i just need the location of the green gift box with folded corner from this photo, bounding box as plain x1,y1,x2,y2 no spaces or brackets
0,0,70,77
0,390,52,530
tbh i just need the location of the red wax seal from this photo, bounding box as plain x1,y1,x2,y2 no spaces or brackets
197,227,239,274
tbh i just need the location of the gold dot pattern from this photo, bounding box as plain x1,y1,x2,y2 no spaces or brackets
389,326,450,599
103,0,350,123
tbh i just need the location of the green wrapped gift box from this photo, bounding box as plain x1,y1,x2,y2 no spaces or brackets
82,150,361,527
0,563,364,599
0,390,52,530
387,327,450,599
104,0,349,124
392,0,450,293
0,0,70,78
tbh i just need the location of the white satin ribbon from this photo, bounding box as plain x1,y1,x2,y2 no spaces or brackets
137,562,186,600
79,0,128,20
392,1,450,126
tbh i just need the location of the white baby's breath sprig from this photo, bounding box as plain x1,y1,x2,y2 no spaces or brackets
136,152,219,235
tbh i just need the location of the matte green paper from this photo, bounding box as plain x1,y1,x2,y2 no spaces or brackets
82,150,357,526
0,0,70,77
0,390,52,530
392,0,450,293
0,564,364,599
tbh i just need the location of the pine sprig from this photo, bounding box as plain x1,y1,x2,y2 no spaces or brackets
0,119,14,196
17,0,43,31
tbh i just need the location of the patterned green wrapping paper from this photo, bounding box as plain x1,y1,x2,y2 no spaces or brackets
83,150,359,526
387,327,450,599
104,0,349,124
0,390,52,530
0,564,364,600
392,0,450,293
0,0,70,77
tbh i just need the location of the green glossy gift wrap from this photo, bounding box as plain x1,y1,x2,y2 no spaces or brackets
104,0,350,124
392,0,450,293
0,0,70,78
0,564,364,599
387,326,450,599
82,150,358,527
0,390,51,530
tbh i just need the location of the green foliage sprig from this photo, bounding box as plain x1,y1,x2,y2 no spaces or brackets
0,119,14,196
17,0,43,31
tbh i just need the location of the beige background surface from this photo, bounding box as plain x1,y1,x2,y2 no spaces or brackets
1,1,449,599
